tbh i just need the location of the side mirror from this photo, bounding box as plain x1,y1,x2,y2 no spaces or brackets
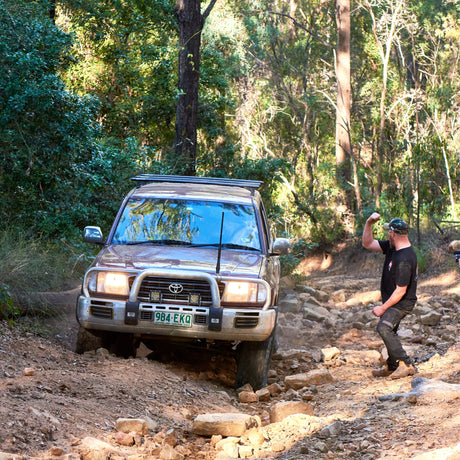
83,226,104,245
271,238,291,256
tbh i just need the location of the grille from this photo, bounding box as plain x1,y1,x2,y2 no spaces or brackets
234,313,259,329
90,301,113,319
136,277,224,306
140,311,153,321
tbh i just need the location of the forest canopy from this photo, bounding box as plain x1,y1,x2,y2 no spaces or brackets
1,0,459,249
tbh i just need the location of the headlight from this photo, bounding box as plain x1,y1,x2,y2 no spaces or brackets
221,281,267,305
87,271,129,296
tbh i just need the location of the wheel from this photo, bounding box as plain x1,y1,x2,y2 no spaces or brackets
108,333,137,358
235,330,275,391
75,326,109,354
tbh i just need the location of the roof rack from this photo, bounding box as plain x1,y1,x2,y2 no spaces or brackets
131,174,263,190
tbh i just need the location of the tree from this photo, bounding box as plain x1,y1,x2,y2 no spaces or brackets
57,0,177,149
336,0,358,215
0,0,143,236
174,0,218,175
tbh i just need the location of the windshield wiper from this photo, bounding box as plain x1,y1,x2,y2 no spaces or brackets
221,243,260,251
188,242,260,251
124,239,190,246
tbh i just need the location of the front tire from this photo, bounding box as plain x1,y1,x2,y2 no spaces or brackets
75,327,109,354
235,330,275,390
75,328,137,358
109,333,137,358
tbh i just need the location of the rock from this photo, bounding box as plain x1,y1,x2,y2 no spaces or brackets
279,276,297,290
411,377,460,403
79,437,115,460
318,420,343,438
239,445,254,458
331,290,347,302
302,304,328,322
412,303,432,316
255,387,271,401
193,413,261,437
411,442,460,459
115,418,148,435
215,437,239,457
343,349,381,365
159,443,184,460
139,414,159,431
420,311,443,326
114,431,135,446
164,428,178,447
237,383,254,393
245,427,265,448
302,390,313,401
267,382,283,396
314,290,329,302
297,285,317,296
285,369,335,389
23,368,35,376
321,346,340,361
269,401,314,423
379,377,460,403
238,391,259,403
396,327,414,338
279,296,301,313
49,446,64,456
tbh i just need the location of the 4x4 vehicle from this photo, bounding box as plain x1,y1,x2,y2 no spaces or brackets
76,175,289,389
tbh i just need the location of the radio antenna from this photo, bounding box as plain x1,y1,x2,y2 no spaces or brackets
216,212,224,274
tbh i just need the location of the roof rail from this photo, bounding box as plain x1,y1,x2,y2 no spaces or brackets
131,174,263,190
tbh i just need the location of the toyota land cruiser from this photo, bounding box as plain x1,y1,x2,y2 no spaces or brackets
76,175,290,389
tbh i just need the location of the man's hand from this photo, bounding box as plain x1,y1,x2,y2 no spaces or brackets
372,305,386,317
367,212,381,224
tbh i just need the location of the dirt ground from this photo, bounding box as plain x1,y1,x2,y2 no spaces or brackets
0,243,459,459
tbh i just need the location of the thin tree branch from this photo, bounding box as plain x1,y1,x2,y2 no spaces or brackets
265,10,334,49
202,0,218,22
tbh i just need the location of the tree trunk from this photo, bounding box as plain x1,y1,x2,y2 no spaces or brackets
174,0,204,175
335,0,353,210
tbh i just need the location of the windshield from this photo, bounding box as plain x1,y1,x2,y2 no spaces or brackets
111,198,261,251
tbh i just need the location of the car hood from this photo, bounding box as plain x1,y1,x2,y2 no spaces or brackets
92,245,264,277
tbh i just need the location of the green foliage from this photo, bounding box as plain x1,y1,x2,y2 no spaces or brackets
0,231,86,292
0,284,19,324
413,244,428,274
58,0,178,148
0,0,155,237
0,0,459,256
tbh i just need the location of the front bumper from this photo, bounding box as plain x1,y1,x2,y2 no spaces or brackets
76,267,276,342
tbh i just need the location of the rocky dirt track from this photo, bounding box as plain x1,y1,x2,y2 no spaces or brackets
0,246,459,459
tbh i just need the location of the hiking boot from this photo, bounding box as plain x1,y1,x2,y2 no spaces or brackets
390,362,416,379
371,365,394,377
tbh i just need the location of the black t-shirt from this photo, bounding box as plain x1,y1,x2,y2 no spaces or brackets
378,240,418,310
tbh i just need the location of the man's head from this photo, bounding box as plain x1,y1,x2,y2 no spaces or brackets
383,218,409,235
383,218,409,248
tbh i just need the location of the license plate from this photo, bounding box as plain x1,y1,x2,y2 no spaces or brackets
153,311,192,327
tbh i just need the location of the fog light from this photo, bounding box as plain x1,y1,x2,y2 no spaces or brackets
189,294,200,306
150,290,161,303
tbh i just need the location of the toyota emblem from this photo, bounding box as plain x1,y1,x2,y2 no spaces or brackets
169,283,184,294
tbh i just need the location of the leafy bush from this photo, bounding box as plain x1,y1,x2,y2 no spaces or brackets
0,283,19,323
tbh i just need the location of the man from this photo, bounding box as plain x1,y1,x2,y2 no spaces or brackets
362,212,418,379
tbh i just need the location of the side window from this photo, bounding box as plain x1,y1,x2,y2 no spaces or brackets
258,199,271,251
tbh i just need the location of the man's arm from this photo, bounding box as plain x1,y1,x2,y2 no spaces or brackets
363,212,383,252
372,285,407,317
